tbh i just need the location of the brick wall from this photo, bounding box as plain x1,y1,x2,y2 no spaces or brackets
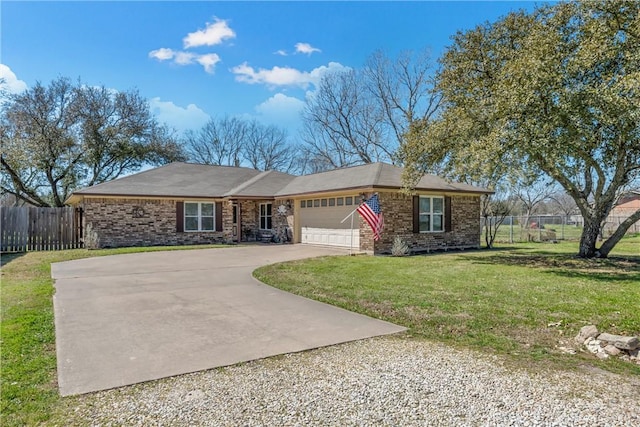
273,198,294,242
360,192,481,254
82,198,227,248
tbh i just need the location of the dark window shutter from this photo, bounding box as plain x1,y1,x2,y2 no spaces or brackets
176,202,184,232
215,202,223,232
412,196,420,234
444,196,452,232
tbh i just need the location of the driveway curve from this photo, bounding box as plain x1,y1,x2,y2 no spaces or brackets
52,245,405,396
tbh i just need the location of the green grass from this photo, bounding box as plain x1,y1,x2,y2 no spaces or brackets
255,236,640,375
0,245,222,427
2,238,639,426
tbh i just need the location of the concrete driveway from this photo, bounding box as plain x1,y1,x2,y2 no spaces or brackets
52,245,405,396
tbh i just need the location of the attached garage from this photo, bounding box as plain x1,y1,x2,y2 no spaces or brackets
297,195,361,248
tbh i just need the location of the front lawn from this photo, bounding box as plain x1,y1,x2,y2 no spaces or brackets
255,236,640,375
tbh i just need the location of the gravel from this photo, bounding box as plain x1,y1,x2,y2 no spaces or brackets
64,336,639,426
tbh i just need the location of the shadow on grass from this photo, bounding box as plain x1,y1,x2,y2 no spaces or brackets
0,252,26,267
463,250,640,283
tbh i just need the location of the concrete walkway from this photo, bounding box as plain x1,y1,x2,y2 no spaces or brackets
52,245,406,396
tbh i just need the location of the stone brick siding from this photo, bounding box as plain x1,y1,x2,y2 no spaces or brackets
360,192,481,254
273,198,294,242
239,201,258,241
238,199,293,243
82,198,227,248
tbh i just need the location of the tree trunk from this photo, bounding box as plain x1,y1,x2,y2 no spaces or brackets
597,209,640,258
578,219,601,258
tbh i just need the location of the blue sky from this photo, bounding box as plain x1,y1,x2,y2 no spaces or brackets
1,1,540,137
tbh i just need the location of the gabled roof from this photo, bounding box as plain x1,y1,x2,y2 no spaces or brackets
274,162,490,197
224,170,296,198
67,161,491,204
68,162,295,202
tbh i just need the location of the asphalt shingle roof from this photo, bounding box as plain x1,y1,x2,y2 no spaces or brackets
69,162,490,203
71,162,294,199
274,162,490,196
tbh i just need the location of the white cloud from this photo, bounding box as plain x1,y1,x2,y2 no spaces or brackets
274,49,288,56
149,50,220,74
149,97,210,133
148,48,175,61
196,53,221,74
174,51,197,66
183,17,235,48
231,61,349,89
255,93,305,125
295,42,321,55
0,64,28,94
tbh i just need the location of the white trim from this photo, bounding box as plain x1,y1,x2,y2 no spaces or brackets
418,195,445,233
259,202,273,230
184,201,216,232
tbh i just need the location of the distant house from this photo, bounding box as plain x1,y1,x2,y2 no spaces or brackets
606,190,640,234
66,162,492,254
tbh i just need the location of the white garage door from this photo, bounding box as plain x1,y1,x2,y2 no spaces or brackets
301,227,359,248
299,197,360,248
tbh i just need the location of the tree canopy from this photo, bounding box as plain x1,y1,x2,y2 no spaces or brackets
0,77,185,207
402,0,640,258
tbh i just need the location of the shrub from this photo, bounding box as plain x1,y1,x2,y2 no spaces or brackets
391,236,410,257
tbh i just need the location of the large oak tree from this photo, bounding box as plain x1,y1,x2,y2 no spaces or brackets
402,1,640,258
1,77,185,207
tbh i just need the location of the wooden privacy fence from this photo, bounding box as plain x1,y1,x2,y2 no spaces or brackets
1,206,83,252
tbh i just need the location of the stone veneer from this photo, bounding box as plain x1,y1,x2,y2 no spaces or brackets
81,198,228,249
359,192,481,254
81,193,479,252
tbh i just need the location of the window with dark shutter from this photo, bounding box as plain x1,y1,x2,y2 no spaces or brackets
215,202,223,232
412,196,420,233
414,195,447,233
445,196,452,232
176,202,184,232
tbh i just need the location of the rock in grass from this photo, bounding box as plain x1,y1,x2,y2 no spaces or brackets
575,325,599,344
597,333,640,351
604,345,621,356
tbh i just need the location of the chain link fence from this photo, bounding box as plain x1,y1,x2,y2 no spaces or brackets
481,215,640,243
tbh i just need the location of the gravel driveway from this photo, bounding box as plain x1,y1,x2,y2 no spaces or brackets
63,335,639,426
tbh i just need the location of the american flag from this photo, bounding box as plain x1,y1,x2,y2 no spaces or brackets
357,193,384,241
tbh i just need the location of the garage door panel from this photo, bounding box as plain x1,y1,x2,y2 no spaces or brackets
299,203,360,248
299,206,360,230
301,227,359,248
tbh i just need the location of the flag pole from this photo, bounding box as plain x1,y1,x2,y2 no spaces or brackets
341,207,359,255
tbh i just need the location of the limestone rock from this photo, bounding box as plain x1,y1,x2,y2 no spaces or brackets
585,339,602,354
596,333,639,350
603,345,621,356
575,325,599,344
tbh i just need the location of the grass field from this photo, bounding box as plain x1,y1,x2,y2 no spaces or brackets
255,236,640,375
1,237,638,426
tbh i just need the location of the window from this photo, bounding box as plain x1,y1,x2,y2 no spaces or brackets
185,202,215,232
301,200,306,208
337,197,344,206
321,199,328,207
328,198,336,206
313,199,320,207
345,196,353,206
260,203,272,230
307,200,313,208
418,196,444,232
